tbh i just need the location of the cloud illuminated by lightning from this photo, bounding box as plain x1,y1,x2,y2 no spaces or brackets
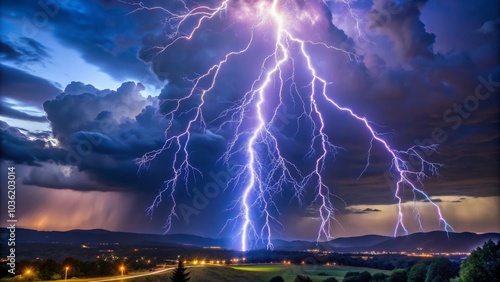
129,0,453,251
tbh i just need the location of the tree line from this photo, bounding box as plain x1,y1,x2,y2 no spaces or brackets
0,256,155,280
267,240,499,282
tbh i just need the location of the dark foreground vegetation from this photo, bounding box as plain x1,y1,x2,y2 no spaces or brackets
0,256,151,280
0,240,497,281
264,240,499,282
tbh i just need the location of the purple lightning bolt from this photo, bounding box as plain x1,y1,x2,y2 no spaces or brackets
128,0,453,251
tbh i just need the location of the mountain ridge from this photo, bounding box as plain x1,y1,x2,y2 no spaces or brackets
1,228,498,253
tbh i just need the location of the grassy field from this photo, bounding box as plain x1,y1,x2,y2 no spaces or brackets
128,264,391,282
231,264,391,281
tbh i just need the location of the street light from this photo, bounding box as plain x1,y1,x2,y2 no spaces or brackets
65,266,69,281
25,269,31,282
120,266,125,276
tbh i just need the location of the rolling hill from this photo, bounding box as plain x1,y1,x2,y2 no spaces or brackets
1,228,498,253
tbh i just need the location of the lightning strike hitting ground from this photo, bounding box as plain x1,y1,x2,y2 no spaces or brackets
130,0,453,251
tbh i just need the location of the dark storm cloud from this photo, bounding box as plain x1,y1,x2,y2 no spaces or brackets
0,121,64,165
0,37,51,65
22,162,119,192
0,64,61,106
344,208,382,214
297,204,383,216
420,0,499,68
43,81,149,141
36,82,170,190
1,0,496,205
319,1,499,210
62,81,101,96
0,0,498,238
132,0,499,213
0,0,162,86
0,100,47,122
421,198,442,203
368,0,435,60
138,0,355,87
478,18,500,34
1,79,227,195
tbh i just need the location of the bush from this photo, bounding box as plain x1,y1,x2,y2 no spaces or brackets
270,276,285,282
342,270,371,282
408,262,427,282
343,277,361,282
294,275,313,282
389,269,408,282
372,272,388,281
359,271,372,282
345,271,360,278
323,278,339,282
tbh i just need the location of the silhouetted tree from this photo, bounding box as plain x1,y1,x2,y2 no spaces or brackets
38,258,60,280
294,275,313,282
408,262,427,282
170,258,190,282
389,269,407,282
358,271,372,282
372,272,388,281
342,270,371,282
343,276,362,282
458,240,500,282
62,257,80,278
97,260,115,276
14,259,32,276
270,276,285,282
80,261,98,277
78,259,115,277
425,257,458,282
345,271,360,278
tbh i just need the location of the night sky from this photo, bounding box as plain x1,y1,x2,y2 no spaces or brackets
0,0,499,247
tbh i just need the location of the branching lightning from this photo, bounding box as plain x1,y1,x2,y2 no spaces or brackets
129,0,453,251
